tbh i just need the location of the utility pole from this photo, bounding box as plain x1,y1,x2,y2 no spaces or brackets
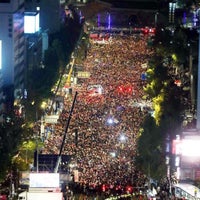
192,8,200,130
54,91,78,173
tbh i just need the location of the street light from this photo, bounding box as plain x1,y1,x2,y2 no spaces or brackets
119,134,126,143
155,11,159,27
195,8,200,130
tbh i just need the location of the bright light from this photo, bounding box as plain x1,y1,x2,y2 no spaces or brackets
119,134,126,142
110,152,116,157
24,15,35,33
0,40,2,69
41,101,47,109
176,167,180,180
107,118,114,124
181,139,200,157
24,12,40,34
172,54,177,61
97,87,103,94
175,156,180,167
29,173,59,188
87,84,103,96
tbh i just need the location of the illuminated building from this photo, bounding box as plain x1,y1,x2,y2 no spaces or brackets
0,0,25,120
0,0,25,87
172,130,200,182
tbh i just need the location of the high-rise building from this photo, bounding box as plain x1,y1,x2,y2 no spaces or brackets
25,0,61,34
0,0,25,120
0,0,65,121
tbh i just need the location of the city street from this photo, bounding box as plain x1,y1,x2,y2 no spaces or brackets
39,23,155,197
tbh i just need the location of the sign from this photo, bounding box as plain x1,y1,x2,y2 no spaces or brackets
141,63,147,68
77,71,91,78
44,115,59,124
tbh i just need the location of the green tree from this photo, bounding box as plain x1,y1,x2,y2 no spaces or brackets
136,24,187,182
136,115,166,180
0,114,24,181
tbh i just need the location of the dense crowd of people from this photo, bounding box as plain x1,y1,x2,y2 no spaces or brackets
44,32,153,183
39,30,155,196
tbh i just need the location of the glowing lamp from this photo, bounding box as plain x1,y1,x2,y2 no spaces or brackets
107,117,114,124
119,134,126,142
24,12,40,34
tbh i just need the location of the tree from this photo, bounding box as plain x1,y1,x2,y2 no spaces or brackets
136,23,187,182
136,115,166,181
0,114,24,181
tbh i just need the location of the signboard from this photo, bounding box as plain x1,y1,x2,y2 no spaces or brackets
141,63,147,68
77,71,90,78
24,12,40,34
44,115,59,124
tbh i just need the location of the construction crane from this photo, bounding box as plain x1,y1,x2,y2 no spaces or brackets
54,91,78,173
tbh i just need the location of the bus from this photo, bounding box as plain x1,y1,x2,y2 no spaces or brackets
173,183,200,200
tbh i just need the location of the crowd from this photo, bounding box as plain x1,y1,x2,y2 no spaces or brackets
40,31,155,193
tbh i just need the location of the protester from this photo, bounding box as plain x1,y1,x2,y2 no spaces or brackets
41,31,154,192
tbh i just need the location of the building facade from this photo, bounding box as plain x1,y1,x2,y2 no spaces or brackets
25,0,61,34
0,0,25,121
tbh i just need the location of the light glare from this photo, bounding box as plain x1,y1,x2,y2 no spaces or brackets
181,139,200,157
24,12,40,34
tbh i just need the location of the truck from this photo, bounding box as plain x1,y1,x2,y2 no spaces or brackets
18,173,63,200
18,190,63,200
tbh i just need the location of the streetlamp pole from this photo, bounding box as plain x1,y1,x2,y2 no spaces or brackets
197,27,200,129
154,11,159,27
36,136,39,173
193,8,200,130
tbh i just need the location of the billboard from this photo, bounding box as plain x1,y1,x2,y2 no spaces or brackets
77,71,91,78
172,135,200,157
44,115,59,124
24,12,40,34
181,138,200,157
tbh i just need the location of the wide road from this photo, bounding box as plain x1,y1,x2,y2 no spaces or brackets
42,30,154,190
